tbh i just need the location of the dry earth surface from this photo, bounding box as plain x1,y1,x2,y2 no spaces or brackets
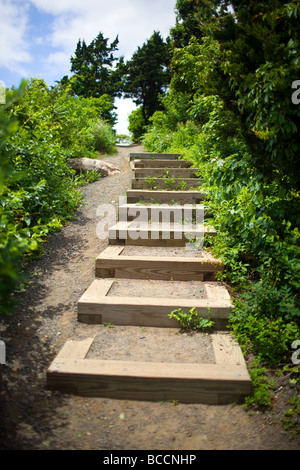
0,145,299,452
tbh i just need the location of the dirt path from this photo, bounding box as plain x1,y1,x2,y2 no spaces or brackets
0,145,299,451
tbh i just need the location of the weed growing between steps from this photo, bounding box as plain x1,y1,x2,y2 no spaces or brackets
169,307,215,332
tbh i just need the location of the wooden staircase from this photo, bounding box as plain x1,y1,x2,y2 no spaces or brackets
47,151,251,404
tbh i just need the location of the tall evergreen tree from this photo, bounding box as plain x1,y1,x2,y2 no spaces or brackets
170,0,233,47
124,31,172,125
70,32,124,99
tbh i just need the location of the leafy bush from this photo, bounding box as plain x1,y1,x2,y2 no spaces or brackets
142,32,300,371
0,79,116,314
8,79,116,160
229,289,299,365
128,107,147,142
91,119,116,154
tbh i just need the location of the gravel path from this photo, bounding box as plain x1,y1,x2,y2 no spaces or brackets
0,145,299,451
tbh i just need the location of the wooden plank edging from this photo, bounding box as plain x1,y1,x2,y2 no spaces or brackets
133,168,201,178
46,333,251,404
77,279,232,328
126,189,206,204
95,245,223,281
130,153,181,160
133,160,192,168
131,178,205,190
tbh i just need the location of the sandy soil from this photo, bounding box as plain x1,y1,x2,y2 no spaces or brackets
107,278,207,299
86,326,215,364
0,145,299,451
121,245,210,259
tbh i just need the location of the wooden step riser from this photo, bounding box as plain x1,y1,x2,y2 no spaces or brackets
77,279,231,329
47,360,251,404
96,255,222,280
96,265,219,281
118,204,206,223
124,214,211,223
108,223,216,247
78,302,230,330
134,168,201,178
95,246,222,281
47,330,251,404
97,269,218,282
108,236,215,248
126,190,206,204
131,178,205,190
110,239,208,247
108,236,213,248
130,153,181,160
134,160,192,168
46,335,251,404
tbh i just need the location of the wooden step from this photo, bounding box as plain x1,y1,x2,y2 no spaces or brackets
126,189,206,204
46,151,252,406
130,152,181,160
95,245,223,281
108,221,216,247
133,168,201,178
46,333,251,404
131,177,205,190
118,203,207,222
77,278,231,329
133,160,192,169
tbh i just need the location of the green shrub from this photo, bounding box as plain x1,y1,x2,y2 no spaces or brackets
91,119,116,155
282,395,300,436
128,107,147,142
230,301,299,366
243,359,275,409
0,78,117,314
168,307,215,331
142,90,300,370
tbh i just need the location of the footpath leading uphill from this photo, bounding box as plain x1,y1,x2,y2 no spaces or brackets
46,151,252,405
2,145,299,450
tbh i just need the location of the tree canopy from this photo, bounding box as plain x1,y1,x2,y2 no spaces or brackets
168,0,300,190
123,31,172,126
69,32,124,100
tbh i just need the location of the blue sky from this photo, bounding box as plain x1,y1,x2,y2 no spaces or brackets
0,0,177,134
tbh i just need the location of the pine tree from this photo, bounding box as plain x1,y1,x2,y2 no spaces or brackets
70,32,123,99
123,31,171,125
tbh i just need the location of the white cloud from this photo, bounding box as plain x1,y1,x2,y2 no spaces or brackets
31,0,176,66
28,0,87,15
1,0,176,83
0,0,32,75
0,0,176,131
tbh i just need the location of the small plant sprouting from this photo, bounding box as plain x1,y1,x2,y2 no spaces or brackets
168,307,215,332
175,179,187,191
145,176,156,190
164,175,176,190
180,180,187,190
163,168,170,178
72,169,102,187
